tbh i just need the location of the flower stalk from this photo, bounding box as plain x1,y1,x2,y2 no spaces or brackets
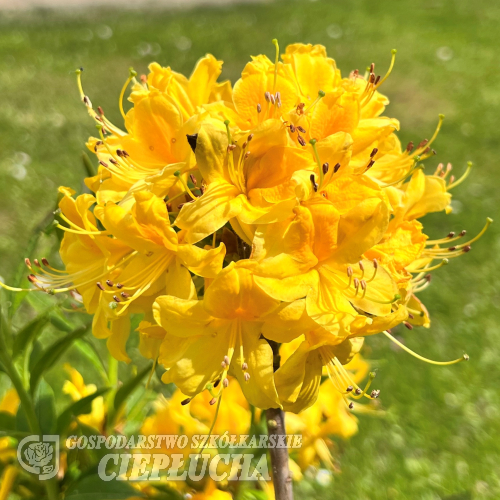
266,340,294,500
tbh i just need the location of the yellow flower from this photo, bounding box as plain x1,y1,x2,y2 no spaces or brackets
92,191,226,361
63,364,106,432
10,188,225,362
152,263,281,409
250,173,402,335
81,55,228,205
188,377,251,436
271,330,368,413
286,352,368,471
174,120,311,244
2,39,490,419
190,480,233,500
141,390,206,457
0,389,20,464
0,465,17,500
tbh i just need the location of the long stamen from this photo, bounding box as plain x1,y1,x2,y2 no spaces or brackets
410,114,444,159
426,230,466,245
448,162,472,190
411,259,449,274
383,330,468,365
173,171,198,201
55,223,106,236
199,391,223,455
382,158,423,187
272,38,280,93
350,372,376,400
119,67,137,121
309,139,325,189
366,259,378,282
375,49,397,88
304,90,326,114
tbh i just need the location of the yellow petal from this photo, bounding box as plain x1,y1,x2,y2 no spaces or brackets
107,315,131,363
350,117,399,156
333,198,389,263
283,43,340,100
195,122,230,184
175,180,243,244
230,326,281,409
254,269,318,303
246,146,316,192
204,264,279,320
137,320,164,360
261,300,316,343
163,325,232,396
165,260,197,300
153,296,215,337
250,206,318,278
233,56,298,128
188,54,224,108
177,241,226,278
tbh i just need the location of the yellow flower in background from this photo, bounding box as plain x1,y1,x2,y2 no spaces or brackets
189,377,251,436
0,466,17,500
63,364,106,432
190,480,233,500
0,389,20,463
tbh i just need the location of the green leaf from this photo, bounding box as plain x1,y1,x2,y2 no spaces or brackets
34,378,56,435
113,364,152,412
65,473,144,500
82,151,97,178
12,313,51,359
48,311,75,333
74,339,108,383
29,340,44,373
0,411,16,431
57,388,109,435
16,403,30,433
30,323,90,394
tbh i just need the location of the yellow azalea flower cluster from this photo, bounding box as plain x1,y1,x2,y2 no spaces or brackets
3,42,490,414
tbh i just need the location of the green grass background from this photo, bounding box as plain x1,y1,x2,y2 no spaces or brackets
0,0,499,498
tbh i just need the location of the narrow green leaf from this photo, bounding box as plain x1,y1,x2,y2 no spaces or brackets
74,339,108,383
48,311,75,333
12,313,51,359
16,403,30,433
34,379,56,435
113,364,152,412
82,151,97,178
30,323,90,394
0,411,16,431
65,473,144,499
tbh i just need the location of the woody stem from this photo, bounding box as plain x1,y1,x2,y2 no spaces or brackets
266,340,294,500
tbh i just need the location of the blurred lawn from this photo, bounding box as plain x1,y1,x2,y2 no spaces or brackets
0,0,499,498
